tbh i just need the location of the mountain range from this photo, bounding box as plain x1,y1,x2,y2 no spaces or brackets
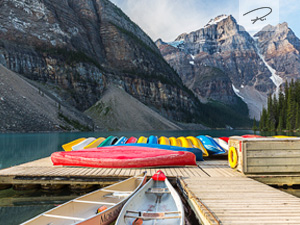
156,15,300,119
0,1,298,132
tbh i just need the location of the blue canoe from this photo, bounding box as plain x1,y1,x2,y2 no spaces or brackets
197,135,226,155
147,135,158,144
115,143,203,161
114,136,128,145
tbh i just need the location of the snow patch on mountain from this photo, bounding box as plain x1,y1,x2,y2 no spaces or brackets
232,84,245,101
253,38,283,94
205,14,229,27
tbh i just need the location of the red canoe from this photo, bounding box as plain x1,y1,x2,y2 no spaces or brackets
241,134,263,138
51,146,196,168
126,136,137,144
219,137,229,143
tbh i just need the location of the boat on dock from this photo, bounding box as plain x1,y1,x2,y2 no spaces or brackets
158,136,170,145
197,135,226,155
21,173,147,225
137,136,148,143
51,146,197,168
72,138,96,151
115,136,128,145
169,137,180,146
116,170,184,225
147,135,158,144
126,137,137,144
117,143,203,161
62,138,86,151
213,137,229,152
186,136,209,157
84,137,105,149
98,136,118,147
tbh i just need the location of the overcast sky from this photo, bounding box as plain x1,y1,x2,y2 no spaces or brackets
110,0,300,42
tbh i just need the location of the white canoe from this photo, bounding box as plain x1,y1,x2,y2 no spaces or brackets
213,138,229,152
116,171,184,225
72,137,96,151
21,173,147,225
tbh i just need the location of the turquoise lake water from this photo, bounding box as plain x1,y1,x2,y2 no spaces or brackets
1,130,299,224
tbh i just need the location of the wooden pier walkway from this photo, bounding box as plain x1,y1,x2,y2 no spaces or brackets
1,158,300,224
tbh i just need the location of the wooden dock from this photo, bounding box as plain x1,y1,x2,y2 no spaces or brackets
1,158,300,224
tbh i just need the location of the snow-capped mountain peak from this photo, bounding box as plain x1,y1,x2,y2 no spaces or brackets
204,14,229,27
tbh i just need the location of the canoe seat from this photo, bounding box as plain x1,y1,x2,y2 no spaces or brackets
145,188,170,194
125,211,181,220
103,191,132,198
73,200,116,205
43,214,84,221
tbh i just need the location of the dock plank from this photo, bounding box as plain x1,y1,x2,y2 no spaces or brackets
179,175,300,225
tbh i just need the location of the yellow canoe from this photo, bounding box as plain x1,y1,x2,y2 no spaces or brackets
83,137,106,149
177,136,193,148
62,138,86,151
186,136,209,157
169,137,180,146
137,136,148,143
273,135,297,138
158,136,170,145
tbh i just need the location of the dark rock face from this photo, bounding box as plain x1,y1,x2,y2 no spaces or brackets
254,23,300,82
188,66,238,104
0,65,93,132
156,39,238,104
0,0,201,123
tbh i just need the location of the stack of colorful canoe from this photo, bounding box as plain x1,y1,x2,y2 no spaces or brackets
56,135,232,168
61,135,232,155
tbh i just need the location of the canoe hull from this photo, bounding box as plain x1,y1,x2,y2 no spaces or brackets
116,144,203,161
51,146,196,168
116,172,184,225
78,201,124,225
22,174,147,225
125,137,137,144
197,135,226,155
147,135,158,144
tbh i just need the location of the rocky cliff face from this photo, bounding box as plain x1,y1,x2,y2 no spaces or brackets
0,0,201,124
0,65,93,132
254,23,300,83
156,15,280,118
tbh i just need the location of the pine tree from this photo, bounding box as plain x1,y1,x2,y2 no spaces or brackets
278,86,285,129
286,88,295,131
260,108,268,131
259,113,263,131
283,80,289,126
267,94,275,131
277,110,284,131
261,80,300,132
273,94,278,128
296,104,300,131
253,117,257,132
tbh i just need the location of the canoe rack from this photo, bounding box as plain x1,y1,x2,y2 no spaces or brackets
145,188,170,194
125,211,181,220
